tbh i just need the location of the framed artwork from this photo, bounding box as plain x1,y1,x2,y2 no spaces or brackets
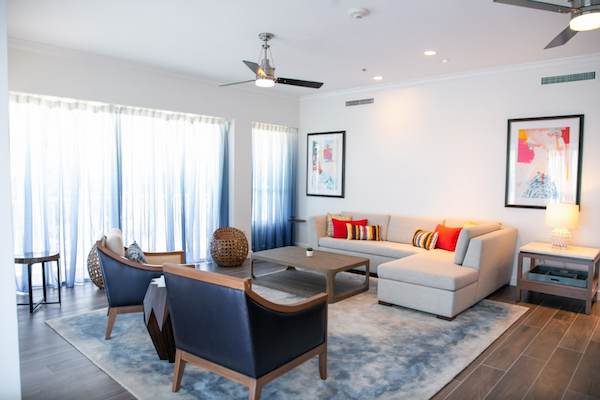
307,131,345,197
505,115,584,209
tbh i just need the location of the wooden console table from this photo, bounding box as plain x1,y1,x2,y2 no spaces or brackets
517,242,600,314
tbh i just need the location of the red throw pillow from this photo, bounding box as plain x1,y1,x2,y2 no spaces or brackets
332,219,367,238
435,224,462,252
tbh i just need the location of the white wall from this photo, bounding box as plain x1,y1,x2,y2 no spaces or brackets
0,1,22,397
7,42,300,246
297,55,600,283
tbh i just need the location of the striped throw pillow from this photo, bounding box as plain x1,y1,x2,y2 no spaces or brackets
412,229,439,250
326,213,351,237
347,224,381,241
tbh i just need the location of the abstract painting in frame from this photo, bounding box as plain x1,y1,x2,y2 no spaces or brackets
505,115,584,209
307,131,345,197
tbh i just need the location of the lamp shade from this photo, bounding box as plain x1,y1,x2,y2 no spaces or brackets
545,203,579,229
570,8,600,31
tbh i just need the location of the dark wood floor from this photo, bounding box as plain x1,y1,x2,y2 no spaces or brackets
17,260,600,399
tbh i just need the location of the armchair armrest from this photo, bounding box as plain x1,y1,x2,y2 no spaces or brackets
247,290,328,378
145,250,185,265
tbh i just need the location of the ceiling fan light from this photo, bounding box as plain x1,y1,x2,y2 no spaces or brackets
255,77,275,88
570,7,600,31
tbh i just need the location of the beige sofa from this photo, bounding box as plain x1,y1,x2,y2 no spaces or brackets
308,211,518,319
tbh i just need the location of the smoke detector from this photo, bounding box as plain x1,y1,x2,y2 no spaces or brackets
348,7,369,19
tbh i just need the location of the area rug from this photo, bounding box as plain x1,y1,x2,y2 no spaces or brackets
46,278,527,399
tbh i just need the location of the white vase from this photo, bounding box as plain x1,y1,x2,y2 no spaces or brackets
306,250,314,257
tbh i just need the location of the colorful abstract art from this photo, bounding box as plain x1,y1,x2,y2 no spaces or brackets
505,116,583,208
307,131,345,197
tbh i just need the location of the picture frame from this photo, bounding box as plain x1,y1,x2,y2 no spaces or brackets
307,131,345,197
505,115,584,209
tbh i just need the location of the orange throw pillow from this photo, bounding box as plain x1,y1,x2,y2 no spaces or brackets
435,224,462,252
332,219,367,238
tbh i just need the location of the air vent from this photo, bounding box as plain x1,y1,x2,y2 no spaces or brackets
345,98,374,107
541,71,596,85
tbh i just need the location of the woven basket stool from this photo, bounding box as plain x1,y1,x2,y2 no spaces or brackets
210,227,249,267
87,244,104,289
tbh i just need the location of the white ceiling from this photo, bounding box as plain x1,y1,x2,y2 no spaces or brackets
6,0,600,98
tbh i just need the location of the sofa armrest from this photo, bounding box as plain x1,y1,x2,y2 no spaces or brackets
309,215,327,249
462,227,518,301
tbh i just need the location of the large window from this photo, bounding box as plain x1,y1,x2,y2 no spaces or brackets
9,93,229,291
251,122,297,252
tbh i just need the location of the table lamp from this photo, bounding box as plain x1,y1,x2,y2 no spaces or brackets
545,203,579,250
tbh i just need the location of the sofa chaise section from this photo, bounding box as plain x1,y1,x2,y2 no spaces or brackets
308,211,518,318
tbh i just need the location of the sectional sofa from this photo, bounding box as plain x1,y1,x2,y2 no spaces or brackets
308,211,518,319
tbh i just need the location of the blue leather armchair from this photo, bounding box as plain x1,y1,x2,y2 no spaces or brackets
95,240,184,339
163,264,328,400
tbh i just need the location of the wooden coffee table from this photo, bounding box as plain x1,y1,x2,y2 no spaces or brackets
250,247,369,303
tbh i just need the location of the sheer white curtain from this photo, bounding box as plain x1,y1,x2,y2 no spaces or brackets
120,109,229,262
10,93,120,290
251,122,297,251
9,93,229,291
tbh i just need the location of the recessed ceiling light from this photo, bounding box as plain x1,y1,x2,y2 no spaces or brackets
424,50,437,56
373,76,383,81
442,59,450,63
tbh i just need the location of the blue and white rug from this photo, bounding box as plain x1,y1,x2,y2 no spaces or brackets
46,279,527,399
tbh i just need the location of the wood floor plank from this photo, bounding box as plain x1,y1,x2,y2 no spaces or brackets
454,308,533,382
485,356,546,399
522,303,560,328
445,365,505,400
482,324,541,371
563,390,600,400
568,340,600,398
524,347,582,400
523,317,573,361
591,321,600,343
559,313,599,352
430,379,460,400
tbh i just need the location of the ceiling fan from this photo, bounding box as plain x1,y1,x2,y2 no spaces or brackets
220,33,323,89
493,0,600,48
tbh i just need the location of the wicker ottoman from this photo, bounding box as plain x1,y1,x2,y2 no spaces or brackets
210,227,248,267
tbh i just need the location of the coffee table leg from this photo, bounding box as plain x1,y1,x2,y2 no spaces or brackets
325,271,336,303
251,259,256,279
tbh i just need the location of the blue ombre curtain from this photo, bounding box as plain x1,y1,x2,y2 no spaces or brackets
251,122,297,252
119,109,229,263
9,93,229,291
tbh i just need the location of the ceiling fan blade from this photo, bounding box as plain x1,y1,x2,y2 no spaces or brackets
493,0,572,13
243,60,267,77
276,77,323,89
219,79,256,87
545,26,578,48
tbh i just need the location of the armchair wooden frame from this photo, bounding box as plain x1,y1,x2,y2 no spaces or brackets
95,240,186,340
164,264,328,400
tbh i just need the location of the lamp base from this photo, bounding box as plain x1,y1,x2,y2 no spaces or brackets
550,228,571,250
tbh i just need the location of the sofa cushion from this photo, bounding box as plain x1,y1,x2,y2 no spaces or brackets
332,218,367,238
444,218,499,228
454,223,501,265
348,225,380,241
435,225,462,252
326,213,352,237
341,211,391,241
412,229,438,250
387,216,444,244
106,228,124,256
378,251,479,291
318,237,426,259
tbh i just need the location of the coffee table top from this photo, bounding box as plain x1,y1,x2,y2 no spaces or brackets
251,247,369,273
